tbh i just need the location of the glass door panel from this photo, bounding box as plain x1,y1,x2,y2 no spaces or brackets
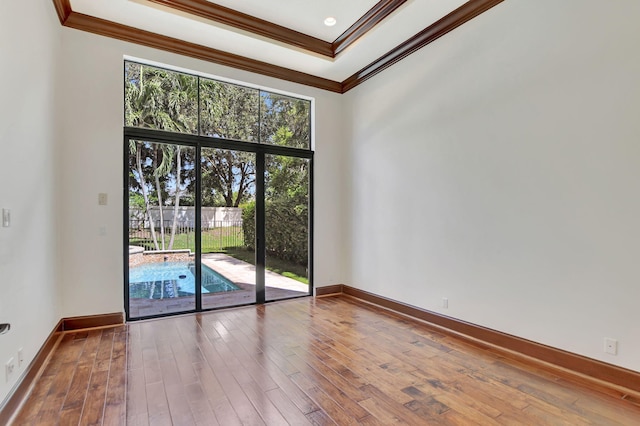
264,155,311,301
127,141,196,318
200,148,256,309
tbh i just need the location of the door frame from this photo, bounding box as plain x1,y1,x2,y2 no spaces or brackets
123,127,314,321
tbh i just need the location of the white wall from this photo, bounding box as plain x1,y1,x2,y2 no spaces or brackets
57,28,347,317
0,1,62,403
344,0,640,371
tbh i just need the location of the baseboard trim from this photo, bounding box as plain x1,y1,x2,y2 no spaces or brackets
0,320,64,425
0,312,124,424
333,285,640,398
62,312,124,331
315,284,344,297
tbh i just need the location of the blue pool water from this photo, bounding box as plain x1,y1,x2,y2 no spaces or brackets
129,262,239,299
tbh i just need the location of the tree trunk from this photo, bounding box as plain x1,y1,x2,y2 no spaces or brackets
234,162,245,207
168,146,182,250
136,146,159,250
154,148,166,250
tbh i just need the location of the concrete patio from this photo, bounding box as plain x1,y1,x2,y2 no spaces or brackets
128,253,310,318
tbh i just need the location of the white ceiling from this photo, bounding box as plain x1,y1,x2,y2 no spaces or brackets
70,0,469,82
205,0,380,41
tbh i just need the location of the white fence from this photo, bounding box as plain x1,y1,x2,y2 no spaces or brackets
129,207,242,228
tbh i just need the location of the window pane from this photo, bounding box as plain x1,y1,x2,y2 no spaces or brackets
128,140,197,318
264,154,310,301
124,62,198,134
260,92,311,149
200,79,259,142
200,148,257,309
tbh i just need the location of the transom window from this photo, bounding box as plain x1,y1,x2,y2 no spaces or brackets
124,61,312,149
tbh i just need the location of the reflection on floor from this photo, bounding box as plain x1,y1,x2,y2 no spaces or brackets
12,296,640,425
129,253,309,318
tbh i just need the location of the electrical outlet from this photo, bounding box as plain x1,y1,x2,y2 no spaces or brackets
604,338,618,355
442,297,448,309
98,193,108,206
18,348,24,367
5,357,15,382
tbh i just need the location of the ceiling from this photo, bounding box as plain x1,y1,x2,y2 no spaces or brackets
59,0,503,92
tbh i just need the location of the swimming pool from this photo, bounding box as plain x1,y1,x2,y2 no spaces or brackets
129,262,239,299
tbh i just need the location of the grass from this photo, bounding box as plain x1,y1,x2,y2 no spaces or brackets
130,226,244,253
130,227,309,284
223,247,309,285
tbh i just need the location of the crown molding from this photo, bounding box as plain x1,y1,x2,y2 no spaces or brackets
51,0,503,93
53,0,71,24
63,11,343,92
145,0,406,58
342,0,504,92
332,0,406,57
145,0,334,57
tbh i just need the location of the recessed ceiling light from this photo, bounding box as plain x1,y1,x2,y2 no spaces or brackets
324,17,337,27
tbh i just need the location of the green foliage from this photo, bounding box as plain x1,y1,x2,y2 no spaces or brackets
125,61,311,275
128,192,146,213
243,154,309,266
260,93,311,149
242,201,256,249
200,79,259,140
201,148,255,207
125,63,198,134
265,198,308,265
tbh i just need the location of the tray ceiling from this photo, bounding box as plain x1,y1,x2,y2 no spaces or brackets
59,0,503,92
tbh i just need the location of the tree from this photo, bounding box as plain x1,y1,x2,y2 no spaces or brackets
125,62,312,264
200,79,258,207
260,93,311,149
201,149,255,207
129,140,160,250
243,119,310,266
125,63,197,249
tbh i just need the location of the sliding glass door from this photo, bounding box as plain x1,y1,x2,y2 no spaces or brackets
265,154,310,301
126,140,197,318
125,136,312,320
200,148,257,310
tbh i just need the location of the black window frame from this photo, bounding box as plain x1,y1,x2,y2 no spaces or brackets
123,61,314,321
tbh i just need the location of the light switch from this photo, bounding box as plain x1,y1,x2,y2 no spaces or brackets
98,193,108,206
2,209,9,228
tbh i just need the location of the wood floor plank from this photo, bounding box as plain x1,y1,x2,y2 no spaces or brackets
34,337,87,424
265,386,314,425
78,369,109,425
11,296,640,425
361,383,443,425
226,326,320,415
103,329,127,425
183,382,220,426
126,367,148,422
58,330,103,424
286,352,372,419
305,408,339,426
145,381,173,425
58,363,91,424
191,360,242,425
289,371,365,425
11,373,56,425
239,379,289,426
194,335,266,426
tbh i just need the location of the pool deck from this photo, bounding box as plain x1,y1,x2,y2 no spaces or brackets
129,253,309,318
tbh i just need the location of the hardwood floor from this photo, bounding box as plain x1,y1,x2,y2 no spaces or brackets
11,296,640,425
11,326,127,425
